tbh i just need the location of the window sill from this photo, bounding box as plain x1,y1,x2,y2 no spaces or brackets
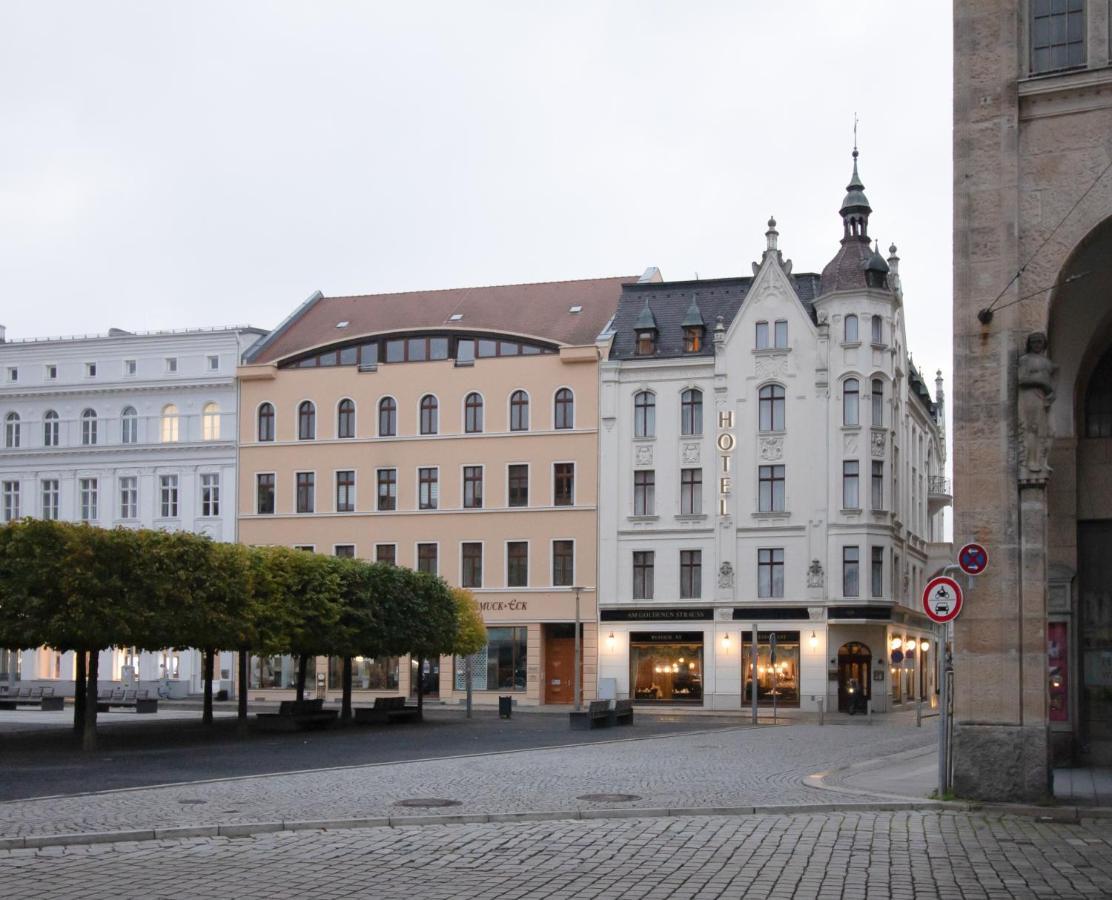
675,514,707,522
752,510,790,518
628,515,659,523
840,508,863,516
758,430,786,437
753,346,791,355
633,436,657,443
841,425,862,432
871,343,888,351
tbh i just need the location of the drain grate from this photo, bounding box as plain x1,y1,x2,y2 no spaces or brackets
394,798,463,809
577,793,642,803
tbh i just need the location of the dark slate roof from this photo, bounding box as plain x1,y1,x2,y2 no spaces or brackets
820,238,875,295
608,273,822,361
908,364,937,417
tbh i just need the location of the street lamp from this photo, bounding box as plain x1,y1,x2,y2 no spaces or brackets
570,586,583,711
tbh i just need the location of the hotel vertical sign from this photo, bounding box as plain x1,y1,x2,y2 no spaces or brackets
717,410,735,516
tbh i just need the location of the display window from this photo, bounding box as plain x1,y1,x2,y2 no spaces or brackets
454,626,528,692
327,656,400,691
250,654,314,690
630,632,703,702
1049,621,1069,723
741,631,800,707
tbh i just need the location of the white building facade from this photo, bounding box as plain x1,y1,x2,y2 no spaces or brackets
0,324,265,696
597,154,951,714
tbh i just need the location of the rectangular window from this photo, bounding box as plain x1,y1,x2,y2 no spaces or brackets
552,540,574,586
1030,0,1085,74
334,545,355,558
201,473,220,517
296,472,315,514
462,542,483,588
680,549,702,599
377,468,397,511
755,321,769,349
124,359,136,376
680,467,702,515
743,631,801,707
843,460,860,509
165,357,177,373
207,354,219,371
456,626,527,692
2,481,19,521
79,478,98,521
418,467,439,510
633,470,655,516
871,546,884,598
41,479,59,520
758,548,785,598
633,550,655,600
46,364,57,380
553,463,574,506
336,470,355,512
417,543,438,575
463,466,483,509
6,367,16,383
758,465,785,512
843,546,860,597
159,474,179,518
257,473,275,514
774,319,788,348
508,464,529,507
871,461,884,511
119,476,138,520
375,544,396,566
328,655,399,691
507,541,528,587
85,362,96,377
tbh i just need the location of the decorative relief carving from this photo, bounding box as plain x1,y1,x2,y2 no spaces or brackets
1017,331,1056,484
808,606,825,621
681,442,700,464
758,436,784,461
871,430,886,457
718,561,734,589
634,444,653,466
843,432,859,455
754,353,788,379
807,559,824,588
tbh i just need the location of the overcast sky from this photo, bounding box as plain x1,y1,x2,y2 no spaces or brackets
1,1,952,392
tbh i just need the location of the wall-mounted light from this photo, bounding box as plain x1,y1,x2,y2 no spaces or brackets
920,640,930,653
809,631,818,650
607,631,616,651
891,637,902,651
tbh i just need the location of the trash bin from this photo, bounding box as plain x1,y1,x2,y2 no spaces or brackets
498,695,512,719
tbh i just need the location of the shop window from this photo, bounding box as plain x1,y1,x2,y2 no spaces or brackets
1048,621,1069,722
742,631,800,707
455,626,527,692
327,656,399,691
630,632,703,703
250,654,314,690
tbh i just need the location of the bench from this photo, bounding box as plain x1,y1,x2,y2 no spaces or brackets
569,699,612,730
353,695,422,724
611,698,634,726
0,686,64,712
256,697,338,732
96,688,158,714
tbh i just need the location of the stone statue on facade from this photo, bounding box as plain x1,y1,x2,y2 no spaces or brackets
807,559,824,588
717,561,734,589
1017,331,1057,480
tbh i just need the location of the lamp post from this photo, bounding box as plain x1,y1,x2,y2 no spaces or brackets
570,586,583,711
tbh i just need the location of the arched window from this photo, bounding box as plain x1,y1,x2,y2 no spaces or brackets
81,409,98,446
4,412,19,449
297,401,315,440
634,391,656,438
202,402,220,440
510,390,530,432
121,407,138,444
161,404,180,442
871,379,884,427
871,315,883,344
1085,345,1112,438
464,392,484,434
844,314,859,343
554,388,574,430
337,399,355,439
420,395,439,435
680,388,703,436
758,385,785,432
843,378,860,427
378,397,397,437
257,403,275,442
43,410,59,447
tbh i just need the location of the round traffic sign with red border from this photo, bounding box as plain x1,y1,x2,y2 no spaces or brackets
923,576,963,623
958,542,989,576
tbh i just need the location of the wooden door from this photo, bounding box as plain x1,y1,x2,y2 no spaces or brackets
544,635,576,705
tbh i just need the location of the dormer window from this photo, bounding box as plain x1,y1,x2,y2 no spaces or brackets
633,298,658,356
683,327,702,353
636,332,655,355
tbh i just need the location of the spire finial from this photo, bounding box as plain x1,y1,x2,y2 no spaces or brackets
853,112,858,156
765,215,778,251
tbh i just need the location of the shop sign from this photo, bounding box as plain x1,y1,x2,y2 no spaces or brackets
479,599,529,613
717,410,735,515
630,631,705,643
601,607,713,621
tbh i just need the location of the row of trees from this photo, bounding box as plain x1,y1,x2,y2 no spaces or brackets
0,520,486,749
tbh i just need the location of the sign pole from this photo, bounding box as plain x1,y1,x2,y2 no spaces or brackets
938,622,949,797
751,623,758,725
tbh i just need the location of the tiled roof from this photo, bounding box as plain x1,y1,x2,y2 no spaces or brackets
820,238,875,295
247,276,635,364
608,274,822,361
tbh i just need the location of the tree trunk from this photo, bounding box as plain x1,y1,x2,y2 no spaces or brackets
237,649,249,734
73,650,87,734
465,654,473,719
296,654,308,702
83,650,99,752
202,648,214,725
341,656,353,722
416,657,424,718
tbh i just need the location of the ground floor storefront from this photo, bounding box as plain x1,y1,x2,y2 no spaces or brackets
596,605,941,714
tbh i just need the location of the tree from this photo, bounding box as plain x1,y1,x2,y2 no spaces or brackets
329,558,383,722
450,588,487,719
403,571,458,716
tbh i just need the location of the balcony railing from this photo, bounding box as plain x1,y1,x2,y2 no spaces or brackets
928,476,951,496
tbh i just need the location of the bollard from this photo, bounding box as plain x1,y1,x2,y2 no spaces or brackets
867,698,872,723
817,697,824,726
917,699,922,727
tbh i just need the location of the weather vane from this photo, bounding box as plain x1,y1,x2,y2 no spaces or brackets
853,112,858,152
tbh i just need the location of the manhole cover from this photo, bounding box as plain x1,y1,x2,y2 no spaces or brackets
178,799,208,805
394,798,462,809
577,793,641,803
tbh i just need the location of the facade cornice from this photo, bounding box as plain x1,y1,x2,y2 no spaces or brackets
0,378,236,401
1018,65,1112,120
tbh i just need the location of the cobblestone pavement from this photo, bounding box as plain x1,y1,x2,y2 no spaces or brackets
0,720,933,839
4,811,1111,899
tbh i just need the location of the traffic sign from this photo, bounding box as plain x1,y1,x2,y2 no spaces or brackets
923,576,963,623
958,542,989,576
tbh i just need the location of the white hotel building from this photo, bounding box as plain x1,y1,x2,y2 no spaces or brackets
597,153,951,713
0,324,265,696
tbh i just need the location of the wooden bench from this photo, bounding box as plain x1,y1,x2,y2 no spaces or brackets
0,686,64,711
353,695,422,724
611,698,634,726
569,699,612,730
256,697,338,732
96,688,158,714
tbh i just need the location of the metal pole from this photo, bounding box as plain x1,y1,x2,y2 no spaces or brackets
751,623,758,725
938,625,949,797
573,586,582,712
818,696,824,726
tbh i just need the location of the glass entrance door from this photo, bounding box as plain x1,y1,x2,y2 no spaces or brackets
837,642,872,712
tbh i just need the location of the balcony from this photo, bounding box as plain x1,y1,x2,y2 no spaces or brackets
928,475,952,512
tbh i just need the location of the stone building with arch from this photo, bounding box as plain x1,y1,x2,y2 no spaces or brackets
954,0,1112,799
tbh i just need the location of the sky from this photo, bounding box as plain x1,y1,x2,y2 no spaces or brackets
0,2,952,396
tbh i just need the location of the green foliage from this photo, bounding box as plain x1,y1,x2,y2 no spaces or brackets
451,588,487,657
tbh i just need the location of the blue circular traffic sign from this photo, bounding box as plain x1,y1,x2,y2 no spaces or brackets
958,542,989,576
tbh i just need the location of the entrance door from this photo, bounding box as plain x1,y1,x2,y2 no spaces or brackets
1080,521,1112,764
544,624,578,705
837,642,872,712
410,657,440,698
